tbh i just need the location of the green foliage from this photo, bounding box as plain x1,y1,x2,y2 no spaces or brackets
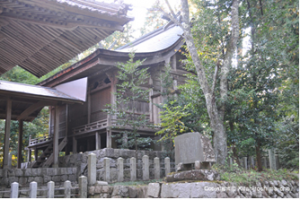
0,108,49,167
105,53,153,150
213,164,298,185
156,101,191,142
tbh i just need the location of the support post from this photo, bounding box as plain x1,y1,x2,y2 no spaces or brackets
88,153,96,185
142,155,149,181
27,148,31,162
18,120,23,168
64,180,71,198
34,149,38,161
72,137,77,154
104,157,110,182
10,182,19,198
95,132,101,150
3,97,12,169
53,106,60,168
154,157,160,179
195,160,201,170
47,181,55,198
106,115,112,148
79,176,87,198
130,157,136,181
117,157,124,182
164,157,170,176
29,181,37,198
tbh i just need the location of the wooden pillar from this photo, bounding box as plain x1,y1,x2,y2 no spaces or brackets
171,54,177,70
65,105,70,155
106,115,112,148
72,137,77,154
53,106,59,168
87,89,91,124
106,130,112,148
27,148,31,162
149,89,153,122
3,97,12,169
34,149,38,161
17,120,23,168
95,132,101,150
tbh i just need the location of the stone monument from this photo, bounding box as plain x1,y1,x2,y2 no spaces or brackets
165,132,219,182
175,132,215,170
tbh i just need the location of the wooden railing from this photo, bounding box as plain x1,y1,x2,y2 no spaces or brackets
29,136,52,146
73,119,108,135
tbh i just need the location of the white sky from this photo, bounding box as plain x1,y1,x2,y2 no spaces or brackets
123,0,181,31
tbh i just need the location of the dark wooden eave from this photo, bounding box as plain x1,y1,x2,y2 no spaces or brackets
38,25,185,87
0,0,133,77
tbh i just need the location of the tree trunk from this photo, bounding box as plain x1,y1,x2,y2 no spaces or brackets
255,136,263,171
179,0,239,165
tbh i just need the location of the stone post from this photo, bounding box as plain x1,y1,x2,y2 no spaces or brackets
79,176,87,198
195,160,201,170
88,153,96,185
164,157,170,176
250,156,255,168
104,157,110,182
262,157,267,168
47,181,55,198
130,157,136,181
64,180,71,198
229,158,233,166
243,157,248,170
154,157,160,179
142,155,149,181
268,149,276,170
117,157,124,182
10,182,19,198
29,181,37,198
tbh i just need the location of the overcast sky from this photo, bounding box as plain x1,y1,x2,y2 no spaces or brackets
123,0,181,31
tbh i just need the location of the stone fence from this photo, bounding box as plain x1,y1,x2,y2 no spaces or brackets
0,176,88,198
87,153,173,183
229,149,280,170
0,167,77,187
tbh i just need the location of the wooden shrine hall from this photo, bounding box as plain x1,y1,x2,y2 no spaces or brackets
0,0,132,169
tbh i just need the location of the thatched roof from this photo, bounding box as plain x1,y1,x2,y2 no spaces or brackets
0,0,132,77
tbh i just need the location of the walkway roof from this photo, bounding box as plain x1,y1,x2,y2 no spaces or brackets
0,79,86,121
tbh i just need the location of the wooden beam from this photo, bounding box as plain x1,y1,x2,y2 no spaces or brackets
3,97,12,169
1,16,123,31
17,101,47,121
17,120,23,168
53,106,59,168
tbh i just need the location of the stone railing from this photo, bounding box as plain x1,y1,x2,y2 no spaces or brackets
87,153,172,184
0,167,77,187
0,177,86,198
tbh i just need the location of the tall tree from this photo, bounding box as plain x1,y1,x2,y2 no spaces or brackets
105,53,153,152
159,0,239,164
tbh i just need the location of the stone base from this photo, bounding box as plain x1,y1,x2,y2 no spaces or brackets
165,169,220,182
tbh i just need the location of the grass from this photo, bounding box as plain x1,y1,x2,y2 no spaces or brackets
212,164,299,186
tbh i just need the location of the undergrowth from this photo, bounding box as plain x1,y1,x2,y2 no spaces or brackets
212,163,299,186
